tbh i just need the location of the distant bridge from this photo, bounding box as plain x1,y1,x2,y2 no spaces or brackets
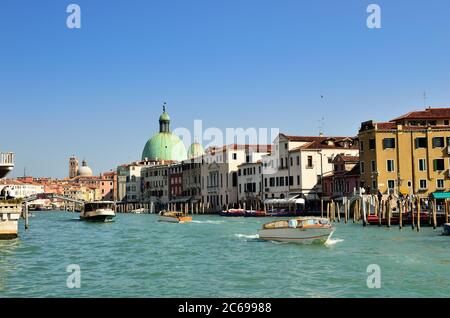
23,193,84,205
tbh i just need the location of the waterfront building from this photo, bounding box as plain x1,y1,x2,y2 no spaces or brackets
322,154,360,200
359,107,450,197
0,179,45,198
181,157,202,199
141,105,187,162
141,163,171,204
116,160,158,203
262,134,359,210
168,163,183,200
99,171,117,201
237,161,263,208
201,144,271,210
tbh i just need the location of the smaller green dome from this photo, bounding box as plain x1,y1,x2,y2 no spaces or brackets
159,112,170,122
188,142,205,159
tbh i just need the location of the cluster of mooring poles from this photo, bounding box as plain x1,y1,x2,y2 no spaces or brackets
323,194,449,231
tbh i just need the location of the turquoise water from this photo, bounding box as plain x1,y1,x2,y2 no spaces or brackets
0,211,449,298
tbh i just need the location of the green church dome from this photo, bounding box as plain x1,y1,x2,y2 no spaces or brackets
141,104,187,162
187,142,205,159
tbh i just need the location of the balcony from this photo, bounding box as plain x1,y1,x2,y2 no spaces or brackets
0,152,14,178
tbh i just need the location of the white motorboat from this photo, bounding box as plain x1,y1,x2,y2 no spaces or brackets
80,201,116,222
258,217,334,244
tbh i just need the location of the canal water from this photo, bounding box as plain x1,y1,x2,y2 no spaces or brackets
0,211,449,297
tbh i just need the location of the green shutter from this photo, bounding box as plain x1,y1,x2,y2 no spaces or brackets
433,159,437,171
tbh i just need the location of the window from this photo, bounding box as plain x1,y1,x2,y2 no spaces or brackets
264,178,267,187
279,177,284,187
280,158,284,168
289,176,294,186
269,178,275,187
383,138,396,149
369,139,376,150
437,179,445,189
418,159,426,171
296,156,300,166
290,157,293,166
307,156,313,168
432,137,445,148
445,120,449,126
419,179,427,190
360,162,365,173
232,153,237,160
371,160,376,172
232,172,238,186
387,180,395,190
360,141,364,152
433,159,445,171
297,175,300,185
415,137,427,148
372,180,376,191
387,160,395,172
284,143,288,149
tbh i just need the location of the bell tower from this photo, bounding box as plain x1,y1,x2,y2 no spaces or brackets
69,156,79,179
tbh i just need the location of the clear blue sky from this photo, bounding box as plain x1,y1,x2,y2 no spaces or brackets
1,0,450,178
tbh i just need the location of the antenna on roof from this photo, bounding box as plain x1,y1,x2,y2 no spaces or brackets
318,117,325,136
423,91,428,108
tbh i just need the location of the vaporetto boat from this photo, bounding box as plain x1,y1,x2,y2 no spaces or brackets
258,217,334,244
80,201,116,222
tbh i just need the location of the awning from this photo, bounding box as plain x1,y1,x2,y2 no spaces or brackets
432,192,450,199
169,196,192,203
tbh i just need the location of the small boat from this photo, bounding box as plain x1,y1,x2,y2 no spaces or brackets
130,208,147,214
244,210,267,217
80,201,115,222
220,209,246,217
258,217,334,244
158,210,192,223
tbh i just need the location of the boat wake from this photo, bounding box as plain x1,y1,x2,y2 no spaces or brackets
325,238,344,246
234,233,259,240
191,220,224,225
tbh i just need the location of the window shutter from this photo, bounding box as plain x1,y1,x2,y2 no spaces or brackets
433,159,437,171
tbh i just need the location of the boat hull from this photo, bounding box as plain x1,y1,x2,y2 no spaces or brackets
159,215,192,223
258,227,333,244
80,209,115,222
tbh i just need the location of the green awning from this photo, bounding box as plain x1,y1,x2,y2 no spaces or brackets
432,192,450,199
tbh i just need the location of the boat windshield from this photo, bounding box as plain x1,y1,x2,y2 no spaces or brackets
85,202,114,211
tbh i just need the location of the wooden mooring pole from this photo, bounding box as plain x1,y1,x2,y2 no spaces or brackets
432,199,437,229
24,202,29,230
417,198,421,232
399,199,403,230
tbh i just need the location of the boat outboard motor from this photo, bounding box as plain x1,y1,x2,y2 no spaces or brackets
288,219,298,228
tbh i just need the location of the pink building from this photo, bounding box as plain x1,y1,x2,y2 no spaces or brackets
323,154,360,199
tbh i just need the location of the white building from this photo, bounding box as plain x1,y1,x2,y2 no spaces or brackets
0,180,44,199
237,161,263,207
141,164,171,204
117,160,158,203
201,144,271,210
262,134,359,210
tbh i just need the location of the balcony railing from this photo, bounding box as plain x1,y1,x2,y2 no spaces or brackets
0,152,14,166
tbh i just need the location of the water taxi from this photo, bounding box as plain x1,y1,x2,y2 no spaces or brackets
80,201,116,222
158,211,192,223
258,217,334,244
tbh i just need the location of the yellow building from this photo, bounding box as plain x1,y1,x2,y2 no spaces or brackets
358,107,450,197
